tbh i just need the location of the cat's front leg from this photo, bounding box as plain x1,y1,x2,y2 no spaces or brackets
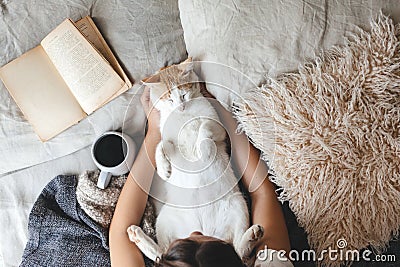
127,225,163,262
236,224,264,265
196,121,226,160
212,121,227,142
155,140,174,180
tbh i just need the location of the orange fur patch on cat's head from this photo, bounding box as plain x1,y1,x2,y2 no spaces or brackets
142,58,202,112
142,57,198,100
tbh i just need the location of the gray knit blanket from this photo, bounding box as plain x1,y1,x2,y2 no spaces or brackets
20,175,110,266
20,174,155,267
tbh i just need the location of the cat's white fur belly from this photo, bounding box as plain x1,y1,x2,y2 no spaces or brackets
156,190,249,252
155,97,250,251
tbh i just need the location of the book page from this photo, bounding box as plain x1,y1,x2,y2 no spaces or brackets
0,46,86,141
41,19,125,114
74,16,132,88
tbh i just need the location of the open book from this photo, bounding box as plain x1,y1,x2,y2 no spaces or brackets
0,16,132,141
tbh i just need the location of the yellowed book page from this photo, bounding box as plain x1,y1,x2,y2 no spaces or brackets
41,19,125,114
106,83,130,104
75,16,132,88
0,46,86,141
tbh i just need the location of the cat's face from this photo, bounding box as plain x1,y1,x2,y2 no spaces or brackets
168,86,196,111
143,58,201,112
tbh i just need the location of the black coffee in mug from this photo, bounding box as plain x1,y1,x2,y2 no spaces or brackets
93,134,128,167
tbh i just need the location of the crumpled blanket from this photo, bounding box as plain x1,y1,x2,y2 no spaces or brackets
20,175,110,267
19,174,155,267
76,170,156,242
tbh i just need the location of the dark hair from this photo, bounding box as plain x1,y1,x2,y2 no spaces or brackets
154,238,244,267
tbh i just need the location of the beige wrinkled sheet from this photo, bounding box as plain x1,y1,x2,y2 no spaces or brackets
0,0,186,266
0,0,186,175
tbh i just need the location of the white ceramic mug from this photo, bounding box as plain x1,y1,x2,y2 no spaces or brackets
91,131,136,189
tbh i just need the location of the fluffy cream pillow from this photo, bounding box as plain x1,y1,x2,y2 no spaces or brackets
234,13,400,266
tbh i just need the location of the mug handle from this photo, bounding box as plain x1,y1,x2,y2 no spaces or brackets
97,171,112,189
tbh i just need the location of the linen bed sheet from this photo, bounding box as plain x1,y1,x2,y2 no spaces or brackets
0,0,186,266
0,0,186,176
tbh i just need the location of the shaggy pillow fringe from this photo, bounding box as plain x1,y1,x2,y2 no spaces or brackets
234,12,400,267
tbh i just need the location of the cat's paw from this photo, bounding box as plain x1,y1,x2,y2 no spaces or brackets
247,224,264,242
127,225,142,244
236,225,265,261
199,120,226,143
156,153,172,180
157,163,172,180
156,142,173,180
127,225,163,262
196,123,220,162
195,140,215,162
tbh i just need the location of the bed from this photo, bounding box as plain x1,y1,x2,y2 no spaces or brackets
1,0,399,266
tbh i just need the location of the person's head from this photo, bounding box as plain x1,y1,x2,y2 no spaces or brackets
154,232,244,267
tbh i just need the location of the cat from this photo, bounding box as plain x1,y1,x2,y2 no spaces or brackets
127,58,264,265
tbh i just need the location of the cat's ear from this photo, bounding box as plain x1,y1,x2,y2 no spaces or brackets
141,78,167,103
142,81,164,90
141,74,160,84
177,57,194,78
141,75,164,93
141,81,165,96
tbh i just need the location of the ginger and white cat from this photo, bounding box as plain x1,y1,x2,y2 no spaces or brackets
127,58,263,265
